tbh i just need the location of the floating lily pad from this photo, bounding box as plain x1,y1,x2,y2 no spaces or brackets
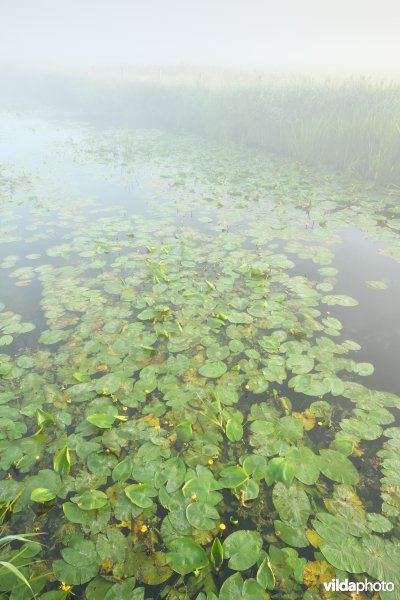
71,490,108,511
319,450,359,485
30,487,56,503
131,551,172,584
166,537,208,575
125,483,158,508
223,530,263,571
198,361,227,378
186,501,219,530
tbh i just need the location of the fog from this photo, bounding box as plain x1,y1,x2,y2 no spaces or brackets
1,0,399,75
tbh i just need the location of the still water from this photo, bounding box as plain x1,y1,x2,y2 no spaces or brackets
1,112,400,599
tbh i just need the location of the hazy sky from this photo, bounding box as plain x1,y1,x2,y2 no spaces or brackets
1,0,399,74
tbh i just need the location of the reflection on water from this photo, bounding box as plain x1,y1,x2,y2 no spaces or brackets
3,112,398,394
1,111,400,598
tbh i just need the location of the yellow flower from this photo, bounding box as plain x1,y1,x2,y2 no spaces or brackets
219,523,226,530
317,421,323,426
155,425,161,430
59,583,72,591
191,493,197,501
208,459,214,465
140,525,148,533
122,406,128,411
35,455,40,461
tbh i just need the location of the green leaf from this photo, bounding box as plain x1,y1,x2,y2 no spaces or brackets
73,371,89,382
322,294,358,306
62,538,97,566
242,455,267,480
39,329,67,344
182,476,223,506
319,449,359,485
226,419,243,442
125,483,157,508
242,579,266,600
365,280,389,290
154,457,186,492
36,407,55,429
286,354,314,374
166,537,208,575
239,478,260,502
198,361,227,378
227,311,252,324
52,559,98,585
223,530,263,570
87,413,116,428
175,421,192,442
210,537,224,572
259,335,281,353
219,573,243,600
112,456,132,482
366,513,393,533
131,551,172,585
219,465,248,488
352,362,374,376
0,335,13,346
286,447,320,485
257,555,275,589
0,560,34,595
53,537,99,585
274,520,309,547
103,578,142,600
272,482,311,527
0,533,42,546
71,489,108,510
186,501,219,530
265,457,295,487
30,487,56,503
53,447,71,476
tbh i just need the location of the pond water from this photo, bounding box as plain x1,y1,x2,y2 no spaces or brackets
1,112,400,599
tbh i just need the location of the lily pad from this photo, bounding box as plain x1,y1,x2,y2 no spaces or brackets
186,501,219,530
125,483,158,508
30,487,56,503
166,537,208,575
198,361,227,378
223,530,263,570
71,490,108,511
319,450,359,485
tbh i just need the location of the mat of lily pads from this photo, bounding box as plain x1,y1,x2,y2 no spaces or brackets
1,122,400,600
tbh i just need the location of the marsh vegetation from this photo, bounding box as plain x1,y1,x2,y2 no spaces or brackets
1,74,400,599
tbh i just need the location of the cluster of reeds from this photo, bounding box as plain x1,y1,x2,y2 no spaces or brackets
2,68,399,185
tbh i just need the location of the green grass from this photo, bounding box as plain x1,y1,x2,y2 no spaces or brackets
113,77,400,186
3,68,400,185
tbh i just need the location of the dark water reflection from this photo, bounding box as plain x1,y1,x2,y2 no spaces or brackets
1,112,400,400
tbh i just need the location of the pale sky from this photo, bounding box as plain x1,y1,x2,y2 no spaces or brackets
1,0,399,74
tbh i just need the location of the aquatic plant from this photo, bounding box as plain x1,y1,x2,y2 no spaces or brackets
1,124,400,598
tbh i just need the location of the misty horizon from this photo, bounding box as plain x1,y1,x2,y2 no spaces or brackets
1,0,399,77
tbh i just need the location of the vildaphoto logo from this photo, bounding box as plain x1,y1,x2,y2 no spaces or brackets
323,578,395,593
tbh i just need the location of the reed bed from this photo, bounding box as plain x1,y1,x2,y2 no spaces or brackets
3,69,400,185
